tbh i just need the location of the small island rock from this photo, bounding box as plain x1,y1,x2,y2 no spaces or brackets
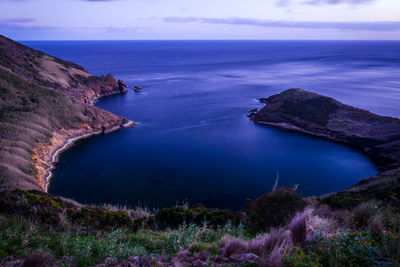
118,79,127,93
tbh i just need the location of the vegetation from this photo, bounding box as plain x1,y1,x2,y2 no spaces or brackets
245,188,307,233
320,168,400,210
0,34,125,191
1,34,400,266
0,215,247,266
280,97,338,126
1,189,399,266
0,68,86,190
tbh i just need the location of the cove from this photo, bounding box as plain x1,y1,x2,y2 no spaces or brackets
21,41,400,210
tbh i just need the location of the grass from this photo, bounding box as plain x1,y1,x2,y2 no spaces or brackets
0,34,126,191
0,68,87,190
0,215,248,266
0,190,399,266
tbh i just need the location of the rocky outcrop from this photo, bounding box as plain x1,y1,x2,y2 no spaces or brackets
252,88,400,170
252,88,400,206
118,79,127,93
0,34,134,191
134,86,143,91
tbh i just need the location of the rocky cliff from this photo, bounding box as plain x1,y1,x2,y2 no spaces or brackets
252,88,400,206
0,35,133,191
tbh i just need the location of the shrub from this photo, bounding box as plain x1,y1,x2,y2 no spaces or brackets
245,188,307,233
155,207,194,229
154,206,239,230
67,207,133,230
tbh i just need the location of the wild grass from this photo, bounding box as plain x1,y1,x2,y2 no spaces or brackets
0,215,247,266
0,67,86,190
284,201,400,266
0,189,399,266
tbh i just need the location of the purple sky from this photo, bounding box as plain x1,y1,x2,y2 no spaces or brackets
0,0,399,40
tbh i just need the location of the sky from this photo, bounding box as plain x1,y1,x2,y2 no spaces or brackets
0,0,399,40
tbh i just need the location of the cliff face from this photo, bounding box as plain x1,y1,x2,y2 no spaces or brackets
252,88,400,206
0,35,131,191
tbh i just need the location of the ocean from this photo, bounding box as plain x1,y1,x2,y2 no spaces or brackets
23,40,400,210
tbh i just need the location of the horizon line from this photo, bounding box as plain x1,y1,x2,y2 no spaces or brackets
18,39,400,42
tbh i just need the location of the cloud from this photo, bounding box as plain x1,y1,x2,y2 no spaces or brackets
277,0,377,6
164,17,400,31
304,0,376,4
0,18,65,33
78,0,123,1
0,17,35,26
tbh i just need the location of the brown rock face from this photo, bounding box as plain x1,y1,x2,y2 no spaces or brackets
118,79,128,93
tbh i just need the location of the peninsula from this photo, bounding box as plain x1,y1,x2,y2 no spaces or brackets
252,88,400,207
0,34,134,192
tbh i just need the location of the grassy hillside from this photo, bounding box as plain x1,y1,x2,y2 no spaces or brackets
0,35,127,191
0,68,86,190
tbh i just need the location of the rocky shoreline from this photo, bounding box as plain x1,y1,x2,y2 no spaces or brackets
35,108,135,192
251,88,400,205
32,78,134,191
0,34,134,191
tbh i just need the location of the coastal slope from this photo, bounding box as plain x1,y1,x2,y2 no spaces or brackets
0,35,132,191
252,88,400,206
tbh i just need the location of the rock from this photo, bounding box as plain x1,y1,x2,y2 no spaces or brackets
118,79,127,92
229,253,259,263
134,86,143,91
248,108,258,118
128,256,143,265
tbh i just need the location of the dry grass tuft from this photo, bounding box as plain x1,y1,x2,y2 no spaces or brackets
222,239,249,257
260,245,284,267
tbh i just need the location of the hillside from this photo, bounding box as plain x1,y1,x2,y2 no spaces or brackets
252,88,400,208
0,37,399,266
0,34,132,191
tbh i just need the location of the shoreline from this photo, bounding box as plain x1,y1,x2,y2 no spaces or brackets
252,89,400,203
33,88,135,192
255,121,386,171
40,121,135,192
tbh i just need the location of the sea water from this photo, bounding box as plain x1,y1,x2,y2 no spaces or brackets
23,40,400,209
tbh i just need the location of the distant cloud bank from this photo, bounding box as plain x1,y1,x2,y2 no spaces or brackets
277,0,377,5
164,17,400,31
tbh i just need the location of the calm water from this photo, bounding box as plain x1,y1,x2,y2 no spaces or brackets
24,41,400,210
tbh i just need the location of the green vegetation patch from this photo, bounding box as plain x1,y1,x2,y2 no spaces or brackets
280,96,338,126
245,188,307,233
